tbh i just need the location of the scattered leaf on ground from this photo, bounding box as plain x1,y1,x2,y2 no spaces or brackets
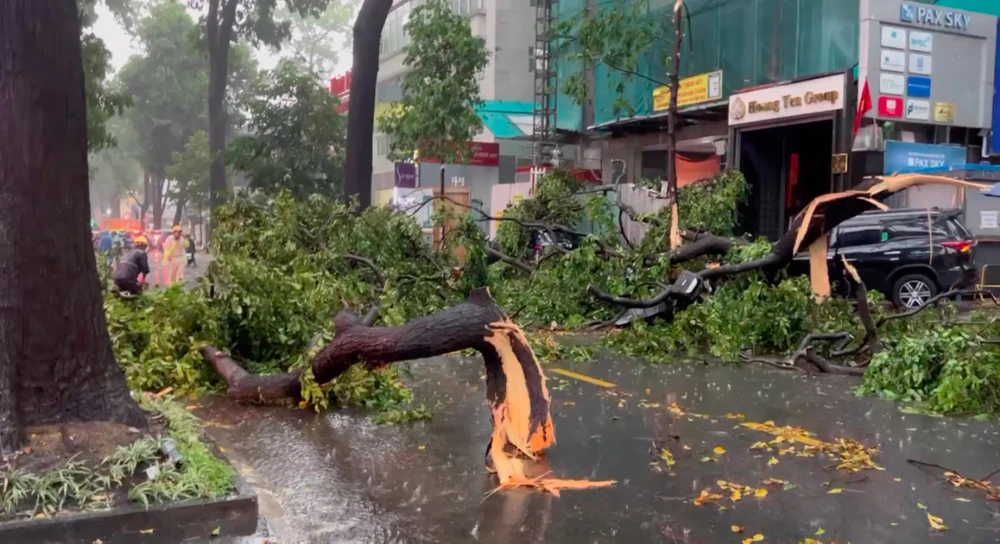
742,533,764,543
927,513,948,531
815,527,825,535
955,497,971,502
754,488,768,499
714,446,726,455
893,477,902,482
140,529,154,534
768,457,779,466
210,527,221,537
700,456,715,463
827,488,843,494
660,448,675,468
917,502,927,510
763,478,787,486
750,441,770,450
783,482,798,491
693,489,724,506
732,525,743,533
683,445,692,451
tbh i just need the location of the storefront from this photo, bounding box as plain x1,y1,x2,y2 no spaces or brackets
727,72,854,241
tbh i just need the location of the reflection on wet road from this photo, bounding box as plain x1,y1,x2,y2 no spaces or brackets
203,354,1000,543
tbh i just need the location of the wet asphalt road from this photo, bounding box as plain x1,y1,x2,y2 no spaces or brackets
201,354,1000,544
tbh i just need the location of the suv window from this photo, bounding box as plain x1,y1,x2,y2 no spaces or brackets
886,215,965,241
834,224,881,248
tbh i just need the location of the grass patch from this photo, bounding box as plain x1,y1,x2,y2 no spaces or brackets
1,399,236,520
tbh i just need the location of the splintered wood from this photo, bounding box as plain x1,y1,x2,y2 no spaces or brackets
794,174,991,298
483,320,615,497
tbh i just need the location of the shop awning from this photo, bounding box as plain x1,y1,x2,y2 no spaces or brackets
587,99,728,132
475,100,535,140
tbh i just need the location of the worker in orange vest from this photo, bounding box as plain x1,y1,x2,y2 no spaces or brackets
162,225,186,285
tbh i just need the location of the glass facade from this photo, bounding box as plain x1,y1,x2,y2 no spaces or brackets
554,0,862,130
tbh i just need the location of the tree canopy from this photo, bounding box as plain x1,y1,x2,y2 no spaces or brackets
276,1,355,78
377,0,488,165
228,61,346,198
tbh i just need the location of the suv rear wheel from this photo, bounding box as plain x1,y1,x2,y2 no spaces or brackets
892,273,937,308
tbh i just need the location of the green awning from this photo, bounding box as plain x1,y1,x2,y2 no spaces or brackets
476,101,535,139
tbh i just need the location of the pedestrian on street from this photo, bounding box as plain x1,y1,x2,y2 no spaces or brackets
185,233,197,267
162,224,186,285
98,230,113,265
113,235,150,296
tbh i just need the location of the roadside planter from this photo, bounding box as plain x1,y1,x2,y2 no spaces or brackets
0,476,257,543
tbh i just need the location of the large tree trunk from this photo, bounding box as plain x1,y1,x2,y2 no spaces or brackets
343,0,393,210
0,0,147,453
206,0,240,233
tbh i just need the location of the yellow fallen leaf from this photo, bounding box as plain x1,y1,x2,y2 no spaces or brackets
927,513,948,531
700,456,715,463
815,527,825,536
732,525,743,533
683,445,691,451
917,502,927,510
140,529,154,534
955,497,971,503
219,446,226,453
724,413,746,420
713,446,726,455
731,489,742,501
750,441,770,450
767,457,779,466
418,445,426,450
660,448,675,467
763,478,787,486
827,488,843,494
742,534,764,542
754,488,768,499
893,477,901,482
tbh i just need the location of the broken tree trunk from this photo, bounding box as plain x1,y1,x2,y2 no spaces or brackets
202,287,513,402
200,287,608,493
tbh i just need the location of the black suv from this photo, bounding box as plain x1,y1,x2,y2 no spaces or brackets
791,209,976,308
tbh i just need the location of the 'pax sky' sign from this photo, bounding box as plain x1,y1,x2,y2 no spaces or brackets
899,3,970,31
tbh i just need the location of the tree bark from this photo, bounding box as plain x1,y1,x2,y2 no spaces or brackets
207,0,240,230
141,169,150,226
201,287,509,403
666,2,682,249
151,173,164,230
0,0,147,451
343,0,393,210
172,198,186,230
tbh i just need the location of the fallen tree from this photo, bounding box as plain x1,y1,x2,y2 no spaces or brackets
201,286,618,492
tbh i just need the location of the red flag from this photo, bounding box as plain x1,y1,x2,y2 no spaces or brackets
853,79,872,135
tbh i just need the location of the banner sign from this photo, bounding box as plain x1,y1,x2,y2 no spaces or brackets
653,71,723,112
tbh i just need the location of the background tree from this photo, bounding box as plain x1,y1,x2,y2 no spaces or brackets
377,0,489,166
118,2,209,228
343,0,392,210
228,61,346,198
0,0,146,454
556,0,687,247
166,130,212,227
80,0,134,151
190,0,332,222
276,0,355,78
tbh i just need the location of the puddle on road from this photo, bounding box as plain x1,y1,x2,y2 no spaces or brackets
202,354,1000,543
